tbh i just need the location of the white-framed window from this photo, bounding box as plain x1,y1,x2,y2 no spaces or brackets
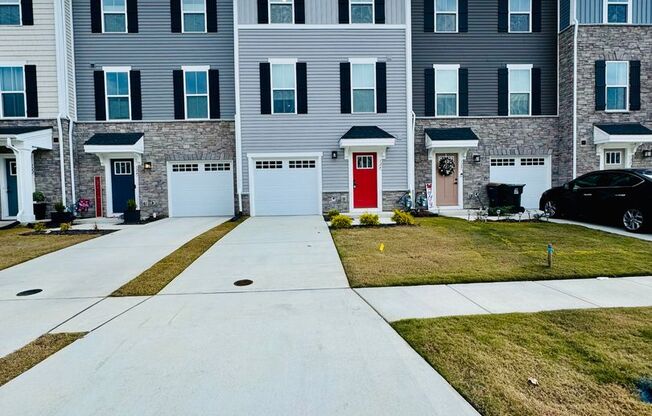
104,67,131,120
172,163,199,172
356,155,374,169
605,0,631,24
289,160,316,169
0,66,26,118
205,162,231,171
490,158,516,166
604,150,623,166
102,0,127,33
520,157,545,166
270,60,296,114
8,161,17,176
183,66,209,119
0,0,21,25
255,160,283,169
113,161,133,175
433,64,459,117
606,61,629,111
182,0,207,32
509,0,531,32
435,0,457,32
269,0,294,23
351,60,376,113
508,64,532,116
351,0,374,23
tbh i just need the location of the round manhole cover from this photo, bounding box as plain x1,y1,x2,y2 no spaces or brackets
233,279,253,287
17,289,43,297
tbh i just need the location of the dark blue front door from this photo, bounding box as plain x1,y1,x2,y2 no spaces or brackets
5,159,18,217
111,159,135,213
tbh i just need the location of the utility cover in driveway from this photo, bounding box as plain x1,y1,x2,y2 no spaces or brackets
168,161,234,217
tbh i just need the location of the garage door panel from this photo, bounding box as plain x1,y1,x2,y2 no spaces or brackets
490,157,551,209
169,162,234,217
252,159,320,216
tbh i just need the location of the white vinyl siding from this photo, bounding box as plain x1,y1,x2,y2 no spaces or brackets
434,0,457,32
508,65,532,116
605,61,628,111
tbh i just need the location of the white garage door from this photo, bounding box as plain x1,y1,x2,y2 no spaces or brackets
251,158,321,216
168,161,234,217
489,157,551,209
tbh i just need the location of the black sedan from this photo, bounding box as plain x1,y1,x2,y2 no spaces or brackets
539,169,652,232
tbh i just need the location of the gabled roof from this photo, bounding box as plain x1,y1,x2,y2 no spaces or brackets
341,126,395,140
85,133,144,146
594,123,652,136
0,127,52,135
424,128,479,141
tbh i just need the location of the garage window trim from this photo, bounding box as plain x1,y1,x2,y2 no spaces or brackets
270,60,297,114
350,59,376,113
433,64,459,117
507,64,532,116
256,160,283,169
491,158,516,166
0,66,26,118
605,61,629,112
104,67,131,120
0,0,21,25
183,66,210,120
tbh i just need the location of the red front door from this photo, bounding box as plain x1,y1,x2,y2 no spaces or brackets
353,152,378,209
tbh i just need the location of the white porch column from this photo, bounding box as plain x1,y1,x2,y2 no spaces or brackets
12,145,36,223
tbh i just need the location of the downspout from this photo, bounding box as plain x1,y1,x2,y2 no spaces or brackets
56,114,67,205
572,15,579,179
233,0,243,212
68,120,77,203
405,0,415,196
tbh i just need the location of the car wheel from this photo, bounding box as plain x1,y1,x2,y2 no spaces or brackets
622,208,645,232
544,200,560,218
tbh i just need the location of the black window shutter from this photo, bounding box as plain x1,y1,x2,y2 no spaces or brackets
459,0,468,32
260,63,271,114
209,69,221,119
595,60,606,111
258,0,269,24
91,0,102,33
94,70,106,121
459,68,468,116
207,0,218,32
376,62,387,113
375,0,385,24
20,0,33,25
424,0,434,32
296,63,308,114
173,69,185,119
171,0,181,32
498,0,508,32
130,70,142,120
629,60,641,111
24,65,38,117
498,67,508,115
531,67,541,115
340,62,351,113
338,0,349,24
424,68,435,116
295,0,305,24
127,0,138,32
532,0,542,32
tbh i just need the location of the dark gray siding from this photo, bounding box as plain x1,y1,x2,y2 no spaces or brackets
560,0,571,30
73,0,235,121
412,0,558,117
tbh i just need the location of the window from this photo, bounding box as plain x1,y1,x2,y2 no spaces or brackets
491,158,516,166
434,65,458,117
205,162,230,171
113,161,132,175
8,161,17,176
289,160,316,169
182,0,206,32
271,63,296,114
509,0,531,32
351,62,375,113
351,0,374,23
172,163,199,172
606,61,628,111
270,0,293,23
604,172,642,187
184,68,209,119
105,70,130,120
520,157,545,166
0,0,20,25
255,160,283,169
0,66,25,118
102,0,127,33
508,65,531,116
435,0,457,32
604,150,623,165
573,173,604,188
606,0,629,23
356,155,374,169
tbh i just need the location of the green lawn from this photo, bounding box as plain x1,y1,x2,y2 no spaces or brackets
393,308,652,416
331,217,652,287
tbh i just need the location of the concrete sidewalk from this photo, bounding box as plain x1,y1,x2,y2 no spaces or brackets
356,276,652,322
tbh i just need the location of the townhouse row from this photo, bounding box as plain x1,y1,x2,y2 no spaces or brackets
0,0,650,221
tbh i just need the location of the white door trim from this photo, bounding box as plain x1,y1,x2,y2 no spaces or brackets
346,150,383,213
0,154,17,220
94,153,141,217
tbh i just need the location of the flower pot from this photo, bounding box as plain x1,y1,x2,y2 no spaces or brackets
33,203,48,220
50,212,75,226
123,210,141,224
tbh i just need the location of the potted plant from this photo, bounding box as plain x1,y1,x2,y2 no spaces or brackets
32,191,48,220
50,201,75,225
123,199,140,224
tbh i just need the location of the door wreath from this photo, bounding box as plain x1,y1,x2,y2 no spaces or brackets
438,156,456,177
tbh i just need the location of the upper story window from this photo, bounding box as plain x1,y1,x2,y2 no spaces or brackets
182,0,206,32
184,67,209,119
606,61,628,111
271,62,296,114
351,62,376,113
509,0,531,32
0,0,20,25
434,65,459,117
508,65,531,116
351,0,374,23
606,0,630,24
435,0,457,32
270,0,293,23
105,69,130,120
0,66,25,118
102,0,127,33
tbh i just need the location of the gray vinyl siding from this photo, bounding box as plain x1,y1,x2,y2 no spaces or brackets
72,0,235,121
238,28,408,193
412,0,558,117
237,0,406,24
577,0,652,23
634,0,652,23
560,0,571,30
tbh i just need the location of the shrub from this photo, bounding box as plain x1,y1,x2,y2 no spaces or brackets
59,222,72,232
359,212,380,226
391,209,415,226
33,222,47,232
326,209,340,221
126,199,137,212
330,214,353,229
33,191,45,203
54,202,65,213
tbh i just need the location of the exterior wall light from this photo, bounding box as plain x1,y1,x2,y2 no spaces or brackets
332,151,338,159
643,150,652,158
143,161,152,170
472,154,481,163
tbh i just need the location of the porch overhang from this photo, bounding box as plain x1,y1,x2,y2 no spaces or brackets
339,126,396,159
83,133,144,157
593,123,652,145
424,128,479,158
0,127,53,151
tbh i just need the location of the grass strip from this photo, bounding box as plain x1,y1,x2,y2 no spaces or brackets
0,333,86,387
111,217,246,297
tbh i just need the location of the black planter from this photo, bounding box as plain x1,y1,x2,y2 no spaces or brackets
33,203,48,220
123,210,141,224
50,212,75,225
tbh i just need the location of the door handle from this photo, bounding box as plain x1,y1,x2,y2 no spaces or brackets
615,193,626,197
583,193,592,196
